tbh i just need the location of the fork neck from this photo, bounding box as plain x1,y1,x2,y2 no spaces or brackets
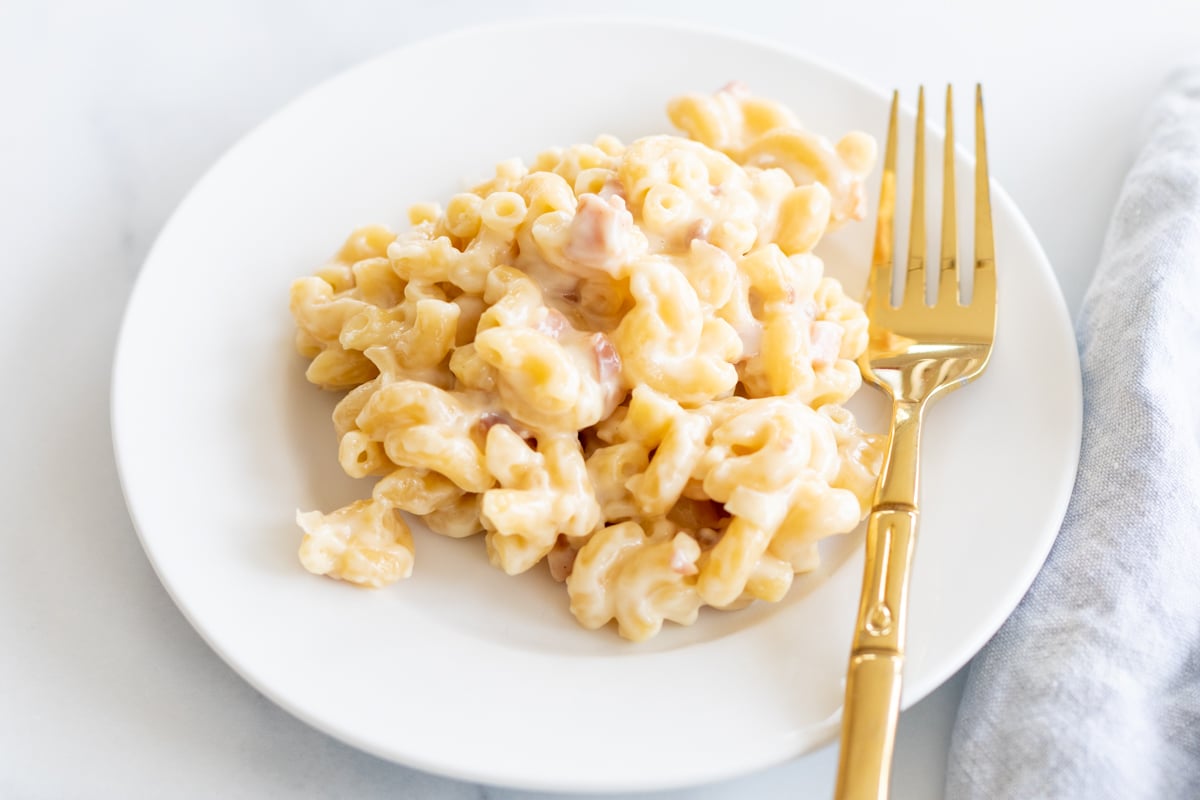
874,399,925,510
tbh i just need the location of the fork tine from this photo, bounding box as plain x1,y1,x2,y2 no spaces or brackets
902,86,927,308
938,85,959,306
869,91,899,311
973,84,996,308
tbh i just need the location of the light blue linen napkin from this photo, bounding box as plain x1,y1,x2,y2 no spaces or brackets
945,69,1200,799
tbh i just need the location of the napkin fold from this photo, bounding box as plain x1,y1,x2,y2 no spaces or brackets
945,69,1200,799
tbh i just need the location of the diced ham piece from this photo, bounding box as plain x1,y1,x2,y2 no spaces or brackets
591,332,625,414
598,178,627,203
564,194,633,276
536,307,569,339
670,546,700,576
592,333,621,386
810,320,844,368
477,412,505,433
547,537,578,582
477,411,535,442
718,80,750,97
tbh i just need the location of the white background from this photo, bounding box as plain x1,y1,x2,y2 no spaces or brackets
3,1,1198,797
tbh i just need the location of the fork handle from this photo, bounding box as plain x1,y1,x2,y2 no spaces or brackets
836,649,905,799
834,508,918,799
835,400,923,800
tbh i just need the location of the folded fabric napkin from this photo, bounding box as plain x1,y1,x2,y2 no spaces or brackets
945,69,1200,799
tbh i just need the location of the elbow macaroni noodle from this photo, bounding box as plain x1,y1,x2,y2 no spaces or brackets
289,86,885,640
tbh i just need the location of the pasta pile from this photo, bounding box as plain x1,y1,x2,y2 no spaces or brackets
289,85,885,640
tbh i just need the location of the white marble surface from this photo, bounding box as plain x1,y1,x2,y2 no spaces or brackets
4,1,1198,797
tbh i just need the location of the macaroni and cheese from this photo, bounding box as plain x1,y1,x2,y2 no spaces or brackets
290,85,885,641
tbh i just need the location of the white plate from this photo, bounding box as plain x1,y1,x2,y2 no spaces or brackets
112,19,1081,793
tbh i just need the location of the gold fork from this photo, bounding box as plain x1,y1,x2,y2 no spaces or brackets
833,85,997,800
